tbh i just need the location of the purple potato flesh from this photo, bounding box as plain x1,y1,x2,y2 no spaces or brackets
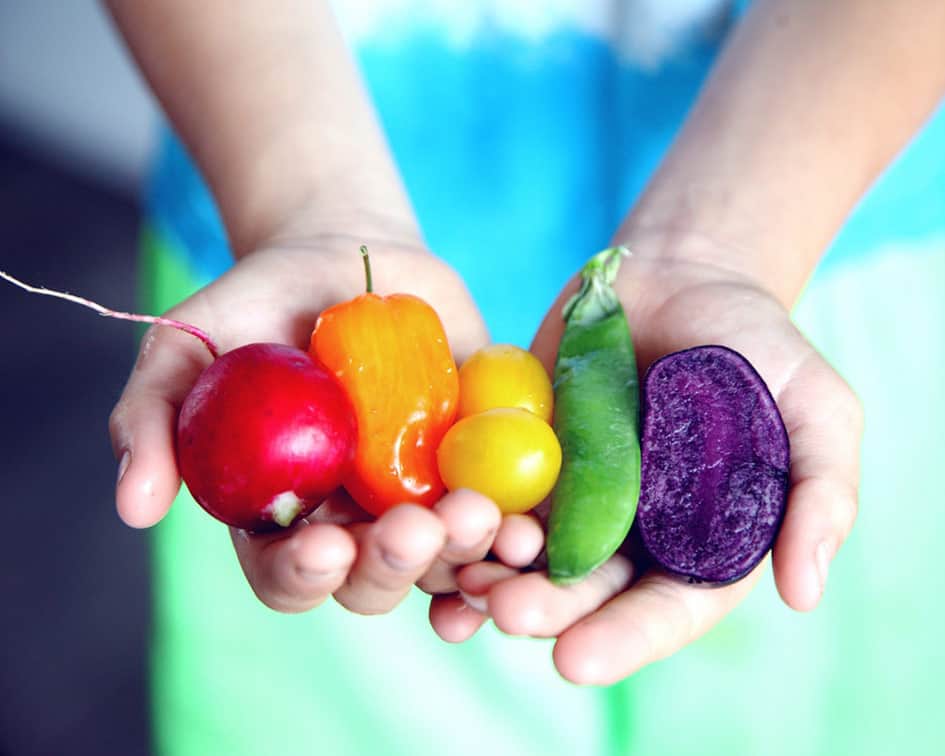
637,345,789,584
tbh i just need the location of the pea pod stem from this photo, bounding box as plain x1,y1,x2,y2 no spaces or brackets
561,246,627,324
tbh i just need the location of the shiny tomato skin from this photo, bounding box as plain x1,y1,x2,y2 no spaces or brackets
458,344,553,422
436,407,561,514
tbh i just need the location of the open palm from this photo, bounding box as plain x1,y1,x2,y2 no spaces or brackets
431,254,863,685
109,237,510,616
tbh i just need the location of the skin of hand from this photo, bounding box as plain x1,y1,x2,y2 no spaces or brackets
431,246,862,682
105,1,524,615
107,233,519,615
430,0,945,683
104,0,943,637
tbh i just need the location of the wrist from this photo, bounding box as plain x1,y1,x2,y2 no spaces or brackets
612,215,808,310
235,217,455,306
220,131,421,259
230,224,487,361
260,195,424,259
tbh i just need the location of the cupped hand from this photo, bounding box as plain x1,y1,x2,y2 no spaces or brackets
108,234,504,615
430,252,863,684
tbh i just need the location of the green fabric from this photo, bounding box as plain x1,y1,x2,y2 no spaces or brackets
139,224,209,317
141,228,613,756
143,226,945,755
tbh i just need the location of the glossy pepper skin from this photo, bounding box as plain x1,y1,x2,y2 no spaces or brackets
309,255,459,516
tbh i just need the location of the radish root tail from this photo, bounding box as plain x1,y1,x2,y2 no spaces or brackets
0,270,219,359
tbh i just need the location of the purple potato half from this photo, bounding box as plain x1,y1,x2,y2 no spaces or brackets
636,345,790,584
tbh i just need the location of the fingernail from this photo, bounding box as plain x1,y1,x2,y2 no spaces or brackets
459,590,488,614
815,540,832,595
116,450,131,486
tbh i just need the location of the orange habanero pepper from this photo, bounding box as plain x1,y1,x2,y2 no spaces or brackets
309,247,459,516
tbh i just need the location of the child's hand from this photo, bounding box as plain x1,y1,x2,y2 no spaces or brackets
108,235,505,614
430,252,862,684
231,487,502,615
428,510,546,640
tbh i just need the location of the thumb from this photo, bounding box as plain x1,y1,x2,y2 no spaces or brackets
108,324,212,527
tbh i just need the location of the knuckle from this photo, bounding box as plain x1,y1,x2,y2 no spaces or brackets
131,325,163,373
107,400,128,444
617,611,658,666
835,480,860,540
489,595,526,635
635,580,692,660
789,476,859,543
592,556,634,599
838,388,865,437
241,550,327,615
332,564,413,612
810,476,860,532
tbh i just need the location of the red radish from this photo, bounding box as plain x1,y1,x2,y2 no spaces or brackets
1,270,357,531
177,343,356,530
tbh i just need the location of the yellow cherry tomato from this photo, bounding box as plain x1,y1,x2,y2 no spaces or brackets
458,344,553,422
437,407,562,514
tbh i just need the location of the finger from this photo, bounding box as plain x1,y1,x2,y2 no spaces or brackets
333,504,447,615
491,513,545,567
553,565,763,685
231,521,357,613
109,325,212,527
306,488,374,526
417,489,501,594
478,556,635,637
455,560,520,614
772,358,864,611
428,594,488,643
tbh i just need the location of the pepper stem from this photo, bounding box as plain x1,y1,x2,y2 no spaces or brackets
0,269,220,359
360,245,373,294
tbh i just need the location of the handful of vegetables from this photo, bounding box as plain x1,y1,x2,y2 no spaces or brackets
546,248,789,585
1,245,790,586
181,246,468,529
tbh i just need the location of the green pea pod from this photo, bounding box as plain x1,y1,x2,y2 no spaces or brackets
547,246,641,584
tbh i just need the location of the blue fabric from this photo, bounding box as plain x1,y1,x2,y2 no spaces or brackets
362,28,724,346
146,12,945,343
827,99,945,266
147,23,725,347
142,9,945,755
147,135,229,282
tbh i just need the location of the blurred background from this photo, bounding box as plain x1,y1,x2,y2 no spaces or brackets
1,3,159,753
